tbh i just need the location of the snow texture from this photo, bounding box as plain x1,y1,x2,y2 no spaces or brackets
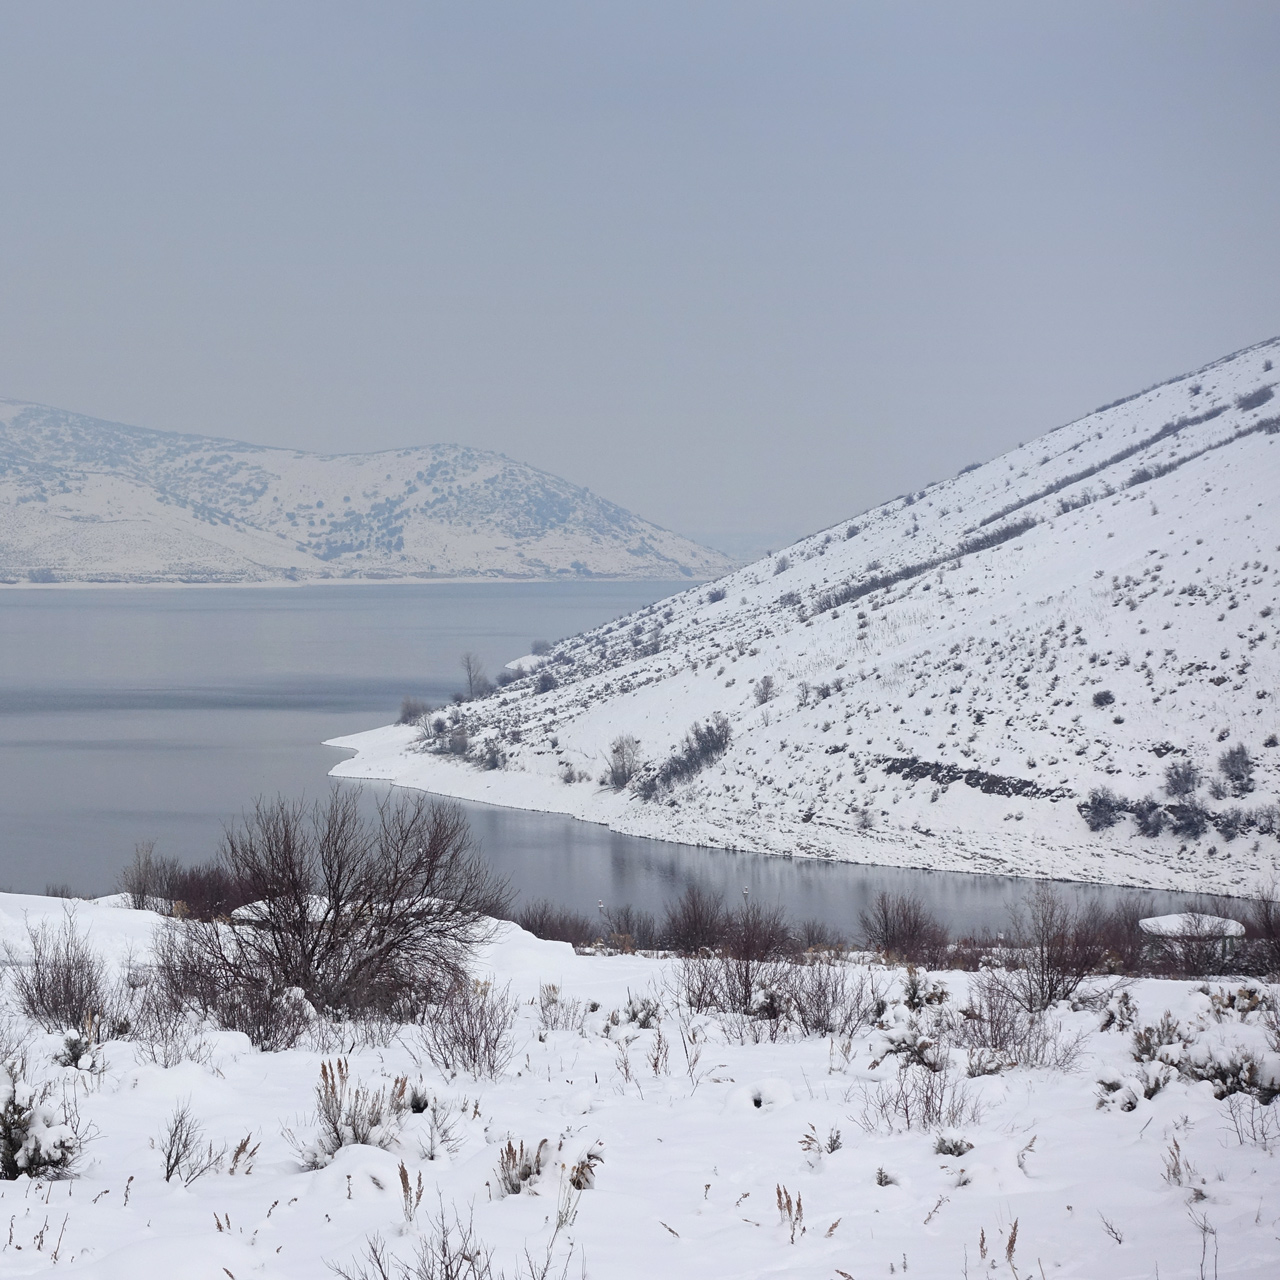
0,402,730,584
0,893,1278,1278
331,337,1280,894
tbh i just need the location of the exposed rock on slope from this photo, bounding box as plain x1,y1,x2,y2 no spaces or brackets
0,400,729,583
331,337,1280,892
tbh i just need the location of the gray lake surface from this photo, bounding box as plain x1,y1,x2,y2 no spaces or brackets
1,584,1206,933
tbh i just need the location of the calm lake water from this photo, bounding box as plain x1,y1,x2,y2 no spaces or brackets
0,584,1203,932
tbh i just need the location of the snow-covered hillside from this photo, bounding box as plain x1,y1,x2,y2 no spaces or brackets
332,337,1280,894
3,892,1280,1279
0,401,729,584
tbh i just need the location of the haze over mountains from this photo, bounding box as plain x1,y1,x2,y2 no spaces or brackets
333,337,1280,894
0,401,730,584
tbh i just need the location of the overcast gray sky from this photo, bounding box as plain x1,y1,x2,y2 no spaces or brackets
2,2,1278,557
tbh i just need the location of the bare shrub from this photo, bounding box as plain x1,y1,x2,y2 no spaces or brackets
753,675,775,706
671,955,722,1014
494,1138,547,1196
176,791,508,1020
601,735,642,790
119,840,173,911
515,900,598,948
536,984,585,1034
1099,895,1158,974
1002,884,1106,1012
1079,786,1125,831
331,1208,500,1280
661,884,728,953
640,714,732,798
1246,879,1280,974
790,961,882,1039
599,904,658,952
416,980,517,1080
1164,759,1201,797
459,653,493,701
855,1062,981,1133
398,697,432,725
1224,1093,1280,1151
159,1100,224,1184
1219,744,1256,796
1131,797,1166,838
289,1059,406,1169
954,970,1086,1071
858,892,948,966
6,914,125,1038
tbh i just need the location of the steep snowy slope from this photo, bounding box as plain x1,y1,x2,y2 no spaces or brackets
0,401,729,583
332,337,1280,893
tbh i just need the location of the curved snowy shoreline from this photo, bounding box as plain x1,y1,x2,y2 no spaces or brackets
325,724,1256,895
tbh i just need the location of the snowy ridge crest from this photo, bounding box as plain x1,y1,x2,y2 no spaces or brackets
0,402,730,584
331,337,1280,893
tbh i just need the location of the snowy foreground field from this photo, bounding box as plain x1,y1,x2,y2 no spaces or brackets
1,893,1279,1279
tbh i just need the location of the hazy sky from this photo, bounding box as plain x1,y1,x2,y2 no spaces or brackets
2,3,1278,556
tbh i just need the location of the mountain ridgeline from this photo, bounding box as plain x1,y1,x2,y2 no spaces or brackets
0,401,730,584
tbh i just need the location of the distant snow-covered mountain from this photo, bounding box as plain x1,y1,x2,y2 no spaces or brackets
332,336,1280,894
0,401,730,583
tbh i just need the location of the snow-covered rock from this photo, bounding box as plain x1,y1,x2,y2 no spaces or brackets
331,336,1280,893
0,400,731,584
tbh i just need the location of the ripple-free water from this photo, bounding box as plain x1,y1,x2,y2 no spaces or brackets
1,584,1203,931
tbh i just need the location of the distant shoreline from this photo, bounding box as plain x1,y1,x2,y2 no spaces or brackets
0,573,715,591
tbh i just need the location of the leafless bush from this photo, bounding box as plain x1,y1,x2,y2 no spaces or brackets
855,1062,981,1133
515,900,598,948
601,735,642,790
639,714,732,798
158,1100,225,1184
660,884,728,953
398,697,433,725
599,905,658,952
671,955,722,1013
1224,1093,1280,1151
1164,759,1201,797
494,1138,547,1196
331,1209,499,1280
790,961,882,1039
1002,884,1107,1012
416,980,517,1080
753,675,775,706
174,791,509,1020
858,892,948,966
537,984,585,1034
289,1059,407,1169
6,914,127,1038
954,970,1087,1072
1245,879,1280,975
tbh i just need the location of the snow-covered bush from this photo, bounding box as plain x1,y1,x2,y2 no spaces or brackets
1079,786,1125,831
0,1059,81,1180
953,969,1085,1072
1002,884,1106,1012
855,1060,980,1133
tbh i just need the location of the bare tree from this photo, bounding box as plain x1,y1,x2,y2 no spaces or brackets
174,791,510,1019
602,735,642,789
459,653,492,701
1003,883,1106,1012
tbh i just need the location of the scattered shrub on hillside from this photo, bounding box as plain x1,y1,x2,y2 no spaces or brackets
1079,787,1125,831
530,639,551,656
397,697,432,725
534,670,558,695
1219,744,1256,796
773,555,791,576
1091,689,1115,708
638,714,732,798
858,893,948,966
1131,797,1166,838
1168,800,1211,839
706,587,727,603
753,675,776,706
1164,759,1201,797
1236,385,1275,412
601,735,642,790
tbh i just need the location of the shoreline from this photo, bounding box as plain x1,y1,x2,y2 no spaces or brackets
325,724,1267,898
